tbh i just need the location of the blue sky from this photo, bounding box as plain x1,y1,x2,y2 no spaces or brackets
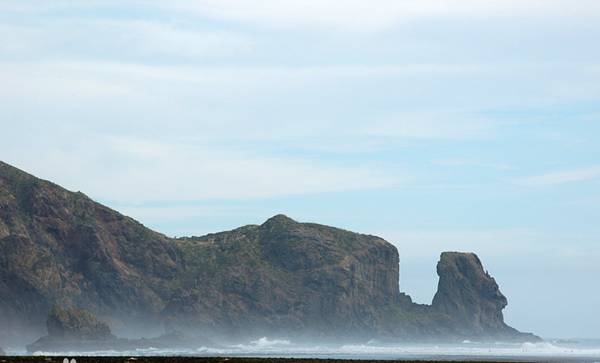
1,0,600,338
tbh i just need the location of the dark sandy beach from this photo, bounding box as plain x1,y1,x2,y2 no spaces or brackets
0,357,598,363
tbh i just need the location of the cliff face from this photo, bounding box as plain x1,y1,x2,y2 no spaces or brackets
432,253,506,333
0,161,180,339
166,214,401,336
0,161,536,344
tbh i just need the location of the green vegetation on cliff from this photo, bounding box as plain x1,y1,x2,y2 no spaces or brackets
0,161,537,344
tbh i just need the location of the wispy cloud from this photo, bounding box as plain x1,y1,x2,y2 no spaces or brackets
0,61,488,101
2,136,400,203
358,113,496,140
165,0,600,32
515,166,600,187
433,158,513,170
0,20,254,61
382,227,548,258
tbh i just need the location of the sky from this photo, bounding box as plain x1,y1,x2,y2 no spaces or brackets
1,0,600,339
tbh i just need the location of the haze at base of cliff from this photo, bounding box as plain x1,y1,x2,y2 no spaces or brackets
0,161,538,351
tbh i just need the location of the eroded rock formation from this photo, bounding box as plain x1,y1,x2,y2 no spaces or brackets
166,214,402,337
27,307,199,353
0,160,537,347
45,306,114,341
430,252,536,340
27,306,114,352
0,161,180,342
433,253,507,333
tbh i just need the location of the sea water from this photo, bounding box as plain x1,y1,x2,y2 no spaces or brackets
15,338,600,361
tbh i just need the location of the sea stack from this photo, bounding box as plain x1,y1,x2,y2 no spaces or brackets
0,160,538,346
27,306,115,352
432,252,535,340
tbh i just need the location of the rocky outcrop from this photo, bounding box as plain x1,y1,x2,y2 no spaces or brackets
0,160,537,346
432,253,508,334
429,252,537,341
28,306,114,352
166,214,402,337
0,161,180,342
27,307,201,353
45,306,114,341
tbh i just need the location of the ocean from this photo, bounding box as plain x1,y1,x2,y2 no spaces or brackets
11,338,600,362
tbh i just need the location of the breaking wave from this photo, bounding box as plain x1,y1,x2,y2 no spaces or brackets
17,339,600,360
249,337,292,348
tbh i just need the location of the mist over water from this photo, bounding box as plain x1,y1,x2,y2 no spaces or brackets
8,337,600,361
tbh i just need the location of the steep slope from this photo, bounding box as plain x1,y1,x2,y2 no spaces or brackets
0,161,180,340
0,161,536,345
431,252,533,340
165,214,402,337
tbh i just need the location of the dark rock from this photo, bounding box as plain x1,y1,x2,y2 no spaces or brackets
0,161,537,344
27,307,206,353
431,252,538,340
0,161,180,342
166,214,402,337
46,306,114,340
27,331,203,353
27,307,115,352
432,252,507,333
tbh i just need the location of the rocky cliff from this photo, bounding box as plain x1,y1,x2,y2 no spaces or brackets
166,214,402,337
430,252,536,341
0,161,537,346
0,161,181,342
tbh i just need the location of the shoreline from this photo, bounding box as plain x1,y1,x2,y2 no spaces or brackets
0,356,598,363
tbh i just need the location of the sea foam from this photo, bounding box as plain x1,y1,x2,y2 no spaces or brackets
16,338,600,360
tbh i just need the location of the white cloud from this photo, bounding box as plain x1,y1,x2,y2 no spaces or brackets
3,59,599,164
3,136,398,203
515,166,600,187
0,61,486,102
5,0,599,34
0,20,254,60
433,158,513,170
115,203,255,226
164,0,600,32
358,113,495,140
383,228,544,258
0,62,134,102
0,60,504,143
121,21,254,58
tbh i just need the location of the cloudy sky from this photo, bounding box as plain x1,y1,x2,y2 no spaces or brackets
2,0,600,338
